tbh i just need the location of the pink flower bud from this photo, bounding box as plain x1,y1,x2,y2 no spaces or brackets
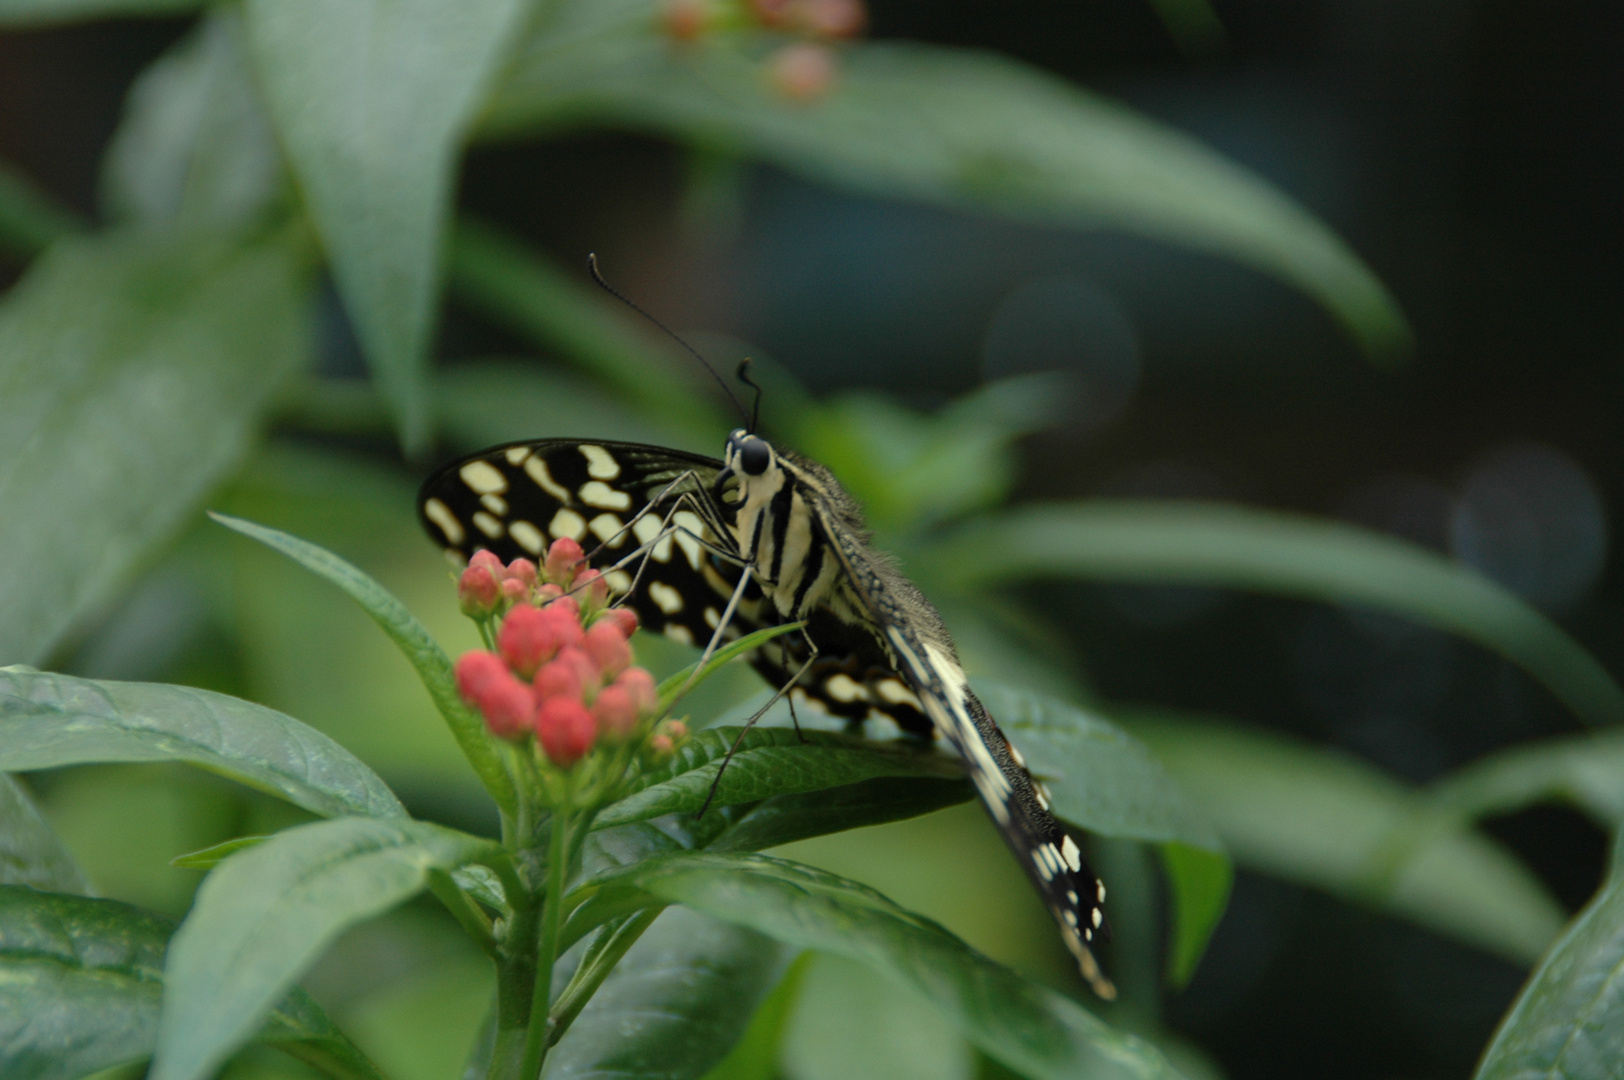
500,577,528,601
597,607,639,639
546,593,580,619
613,668,658,714
533,655,585,705
553,646,602,696
498,605,584,679
575,569,611,610
479,676,538,741
804,0,864,37
537,697,597,767
469,550,504,574
647,734,674,759
663,0,708,39
584,620,633,679
454,650,508,701
769,42,836,102
537,583,564,604
505,558,538,587
592,685,640,741
664,720,689,742
454,652,534,741
458,565,500,615
545,538,585,584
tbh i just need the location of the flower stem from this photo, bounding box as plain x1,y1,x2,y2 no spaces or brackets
546,905,664,1048
518,807,571,1080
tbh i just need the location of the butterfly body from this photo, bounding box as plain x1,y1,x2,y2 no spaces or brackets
420,432,1113,996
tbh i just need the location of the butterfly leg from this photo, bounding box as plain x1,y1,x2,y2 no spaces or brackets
696,635,821,818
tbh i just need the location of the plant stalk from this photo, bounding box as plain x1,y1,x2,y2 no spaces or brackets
517,808,571,1080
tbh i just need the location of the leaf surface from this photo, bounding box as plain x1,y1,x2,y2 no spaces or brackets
0,886,383,1080
0,227,309,665
0,773,92,893
936,501,1624,728
152,816,491,1080
588,852,1185,1080
486,6,1409,359
0,666,404,821
245,0,526,452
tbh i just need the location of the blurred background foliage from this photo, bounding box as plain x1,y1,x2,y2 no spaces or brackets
1,1,1621,1079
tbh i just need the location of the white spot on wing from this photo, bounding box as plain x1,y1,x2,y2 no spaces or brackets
525,457,572,503
1061,835,1083,873
505,447,531,465
589,513,626,546
876,679,921,709
672,511,705,568
664,625,694,646
580,444,621,480
703,607,721,629
826,675,868,703
580,481,632,510
605,570,633,594
480,493,507,516
510,520,544,554
473,511,504,538
423,498,464,546
549,508,586,541
632,514,667,561
650,583,684,614
460,461,507,494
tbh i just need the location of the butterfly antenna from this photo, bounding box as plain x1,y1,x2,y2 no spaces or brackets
736,358,763,433
586,253,750,428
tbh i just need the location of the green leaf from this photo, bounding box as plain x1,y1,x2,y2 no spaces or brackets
972,680,1231,986
0,885,385,1080
584,853,1184,1080
1122,710,1567,965
708,777,974,854
170,835,269,870
0,666,405,821
1474,828,1624,1080
593,727,965,830
544,907,788,1080
208,513,515,816
99,8,283,229
485,11,1409,360
0,773,93,893
447,220,729,448
243,0,527,454
152,816,492,1080
933,501,1624,729
656,622,807,709
0,0,199,26
0,159,84,258
1426,728,1624,830
701,952,810,1080
0,226,311,666
1157,842,1232,988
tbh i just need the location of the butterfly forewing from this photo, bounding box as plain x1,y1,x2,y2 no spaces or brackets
418,439,744,650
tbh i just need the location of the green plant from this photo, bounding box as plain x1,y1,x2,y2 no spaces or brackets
2,2,1622,1079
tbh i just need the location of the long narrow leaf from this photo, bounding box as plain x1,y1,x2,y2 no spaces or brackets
1426,729,1624,829
208,513,515,815
484,4,1409,360
0,159,84,257
152,817,492,1080
0,0,201,24
0,886,384,1080
244,0,526,453
1123,710,1566,964
594,727,964,829
933,501,1624,728
584,852,1184,1080
0,774,92,893
0,227,310,665
0,666,404,821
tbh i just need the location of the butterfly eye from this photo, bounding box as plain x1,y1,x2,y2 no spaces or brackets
739,438,773,476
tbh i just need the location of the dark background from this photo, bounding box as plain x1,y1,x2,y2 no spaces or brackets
3,2,1619,1078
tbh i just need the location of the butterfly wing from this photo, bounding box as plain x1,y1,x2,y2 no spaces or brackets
814,507,1116,998
418,439,751,650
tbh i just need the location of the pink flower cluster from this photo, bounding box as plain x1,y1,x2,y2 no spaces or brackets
661,0,865,102
452,540,678,769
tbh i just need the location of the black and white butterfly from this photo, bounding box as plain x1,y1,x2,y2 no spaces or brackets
418,431,1115,997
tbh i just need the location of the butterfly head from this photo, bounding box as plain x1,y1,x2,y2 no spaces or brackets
724,429,777,481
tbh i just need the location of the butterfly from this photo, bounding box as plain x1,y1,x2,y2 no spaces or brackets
419,430,1114,998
